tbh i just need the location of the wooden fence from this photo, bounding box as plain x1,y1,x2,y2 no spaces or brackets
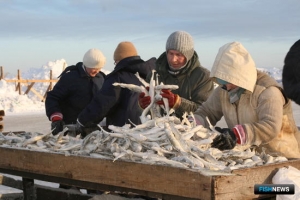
0,66,59,102
0,110,4,131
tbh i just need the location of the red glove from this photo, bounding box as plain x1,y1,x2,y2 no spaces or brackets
157,89,181,109
50,112,64,135
50,112,63,122
138,92,151,109
233,125,247,145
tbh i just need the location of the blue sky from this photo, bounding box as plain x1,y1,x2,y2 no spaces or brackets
1,0,299,75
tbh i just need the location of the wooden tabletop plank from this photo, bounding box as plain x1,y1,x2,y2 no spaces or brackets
0,147,212,199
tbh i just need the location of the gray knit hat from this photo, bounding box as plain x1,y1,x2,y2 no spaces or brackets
166,31,194,61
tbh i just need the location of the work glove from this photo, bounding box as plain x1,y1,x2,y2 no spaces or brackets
50,112,64,135
156,89,181,109
138,87,151,109
211,127,237,150
75,120,100,138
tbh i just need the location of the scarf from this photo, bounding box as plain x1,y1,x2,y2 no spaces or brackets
167,61,188,75
228,87,245,103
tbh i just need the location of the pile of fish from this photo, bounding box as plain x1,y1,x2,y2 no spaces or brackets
0,115,288,175
0,71,289,175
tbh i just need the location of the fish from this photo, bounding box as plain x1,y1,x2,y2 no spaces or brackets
22,131,52,147
0,71,290,175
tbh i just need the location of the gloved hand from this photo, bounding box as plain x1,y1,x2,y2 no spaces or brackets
51,120,65,135
75,120,100,138
211,127,237,150
50,112,64,135
156,89,181,109
138,92,151,109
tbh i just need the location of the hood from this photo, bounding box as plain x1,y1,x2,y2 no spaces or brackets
210,41,257,92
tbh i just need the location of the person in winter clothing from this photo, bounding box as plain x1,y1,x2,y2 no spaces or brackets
139,31,214,118
282,39,300,105
194,41,300,159
76,41,156,131
45,48,106,136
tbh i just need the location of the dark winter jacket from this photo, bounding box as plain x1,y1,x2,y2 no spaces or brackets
147,51,214,118
282,39,300,105
45,62,106,124
77,56,156,127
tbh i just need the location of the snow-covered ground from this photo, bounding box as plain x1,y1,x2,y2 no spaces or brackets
0,60,299,197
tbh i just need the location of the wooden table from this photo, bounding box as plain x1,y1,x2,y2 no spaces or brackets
0,146,299,200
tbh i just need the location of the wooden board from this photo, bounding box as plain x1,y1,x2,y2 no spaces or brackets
215,159,300,200
0,146,299,200
0,147,212,199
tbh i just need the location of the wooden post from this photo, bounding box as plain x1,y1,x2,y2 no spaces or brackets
16,70,21,95
49,70,53,91
42,70,53,102
0,110,4,132
22,178,36,200
63,62,66,71
0,66,3,80
24,82,35,94
5,77,58,102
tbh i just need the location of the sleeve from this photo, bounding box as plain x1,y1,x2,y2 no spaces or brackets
45,75,71,120
77,77,121,127
193,87,224,128
175,98,201,116
244,87,285,146
176,68,215,116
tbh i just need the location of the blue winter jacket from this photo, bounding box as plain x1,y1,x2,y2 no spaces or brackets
45,62,106,124
78,56,156,127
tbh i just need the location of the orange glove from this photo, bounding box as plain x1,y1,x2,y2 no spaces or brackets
138,92,151,109
156,89,181,109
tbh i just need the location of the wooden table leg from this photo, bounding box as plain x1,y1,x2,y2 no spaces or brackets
22,178,35,200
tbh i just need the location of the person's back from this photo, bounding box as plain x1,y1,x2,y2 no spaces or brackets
282,39,300,105
77,41,156,129
45,48,106,135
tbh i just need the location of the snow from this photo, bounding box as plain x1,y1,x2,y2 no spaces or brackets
0,59,111,114
0,59,299,197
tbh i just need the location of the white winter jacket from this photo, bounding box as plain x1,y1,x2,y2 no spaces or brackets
194,42,300,158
